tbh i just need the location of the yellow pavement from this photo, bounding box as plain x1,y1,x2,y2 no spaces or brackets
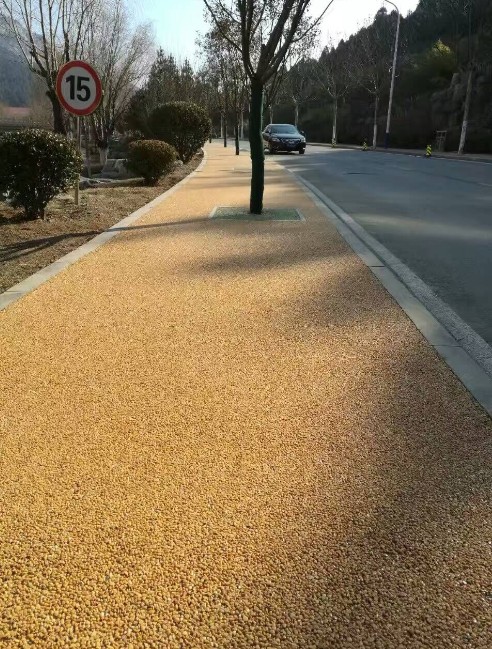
1,144,491,648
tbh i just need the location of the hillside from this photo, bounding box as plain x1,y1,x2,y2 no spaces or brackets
275,0,492,153
0,25,32,107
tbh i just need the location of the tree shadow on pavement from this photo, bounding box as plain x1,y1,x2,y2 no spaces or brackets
237,267,492,647
110,217,210,232
166,218,492,646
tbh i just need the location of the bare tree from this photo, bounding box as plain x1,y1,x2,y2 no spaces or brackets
264,36,314,126
203,0,335,214
317,39,352,145
457,0,489,154
29,73,53,128
89,0,153,162
200,21,249,154
351,9,394,148
200,27,231,148
264,62,287,124
0,0,99,133
284,56,316,127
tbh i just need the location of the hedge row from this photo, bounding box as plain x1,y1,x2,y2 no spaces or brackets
0,129,82,220
0,102,211,220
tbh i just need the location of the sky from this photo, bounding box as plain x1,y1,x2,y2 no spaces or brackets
131,0,420,64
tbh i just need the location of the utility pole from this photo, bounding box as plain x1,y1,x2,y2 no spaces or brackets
384,0,400,149
458,1,473,155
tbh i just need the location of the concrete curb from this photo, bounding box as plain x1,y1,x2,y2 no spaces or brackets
311,142,492,164
0,151,208,312
281,165,492,418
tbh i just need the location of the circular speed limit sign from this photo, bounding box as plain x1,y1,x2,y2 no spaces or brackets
56,60,102,116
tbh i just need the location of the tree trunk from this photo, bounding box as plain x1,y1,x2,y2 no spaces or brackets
92,118,111,166
294,101,299,128
332,98,338,143
240,110,244,139
223,111,227,148
458,67,473,155
235,119,240,156
269,104,273,124
98,147,108,165
249,77,264,214
372,95,379,149
220,115,224,139
47,89,67,135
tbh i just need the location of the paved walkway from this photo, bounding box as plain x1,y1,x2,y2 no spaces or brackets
1,144,491,648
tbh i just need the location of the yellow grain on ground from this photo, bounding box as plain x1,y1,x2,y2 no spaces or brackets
1,144,491,649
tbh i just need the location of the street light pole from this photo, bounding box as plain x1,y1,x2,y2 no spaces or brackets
384,0,400,149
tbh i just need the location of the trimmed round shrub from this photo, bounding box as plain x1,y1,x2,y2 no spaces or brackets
126,140,177,185
0,129,82,220
148,102,211,163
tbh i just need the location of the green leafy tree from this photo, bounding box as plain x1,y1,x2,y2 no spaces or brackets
124,50,204,134
401,40,457,98
414,0,492,153
148,102,211,162
126,140,177,185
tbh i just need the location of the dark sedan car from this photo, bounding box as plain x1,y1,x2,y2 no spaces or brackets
262,124,306,154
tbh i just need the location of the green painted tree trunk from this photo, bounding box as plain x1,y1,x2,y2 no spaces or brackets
249,77,264,214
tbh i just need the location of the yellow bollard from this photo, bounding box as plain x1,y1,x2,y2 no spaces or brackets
426,144,432,158
362,140,368,151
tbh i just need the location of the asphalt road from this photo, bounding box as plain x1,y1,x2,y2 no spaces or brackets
273,145,492,347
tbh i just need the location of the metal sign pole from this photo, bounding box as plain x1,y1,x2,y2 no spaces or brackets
75,115,81,206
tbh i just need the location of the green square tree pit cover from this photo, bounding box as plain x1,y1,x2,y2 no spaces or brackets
211,206,303,221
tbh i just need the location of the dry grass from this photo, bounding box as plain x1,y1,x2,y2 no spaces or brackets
0,157,201,293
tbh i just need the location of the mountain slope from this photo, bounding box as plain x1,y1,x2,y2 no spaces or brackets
0,25,33,107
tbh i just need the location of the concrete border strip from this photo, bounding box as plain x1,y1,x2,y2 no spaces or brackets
209,206,305,222
0,150,208,312
310,143,492,165
282,166,492,417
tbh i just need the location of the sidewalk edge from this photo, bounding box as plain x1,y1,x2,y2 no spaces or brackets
0,150,208,313
282,166,492,418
